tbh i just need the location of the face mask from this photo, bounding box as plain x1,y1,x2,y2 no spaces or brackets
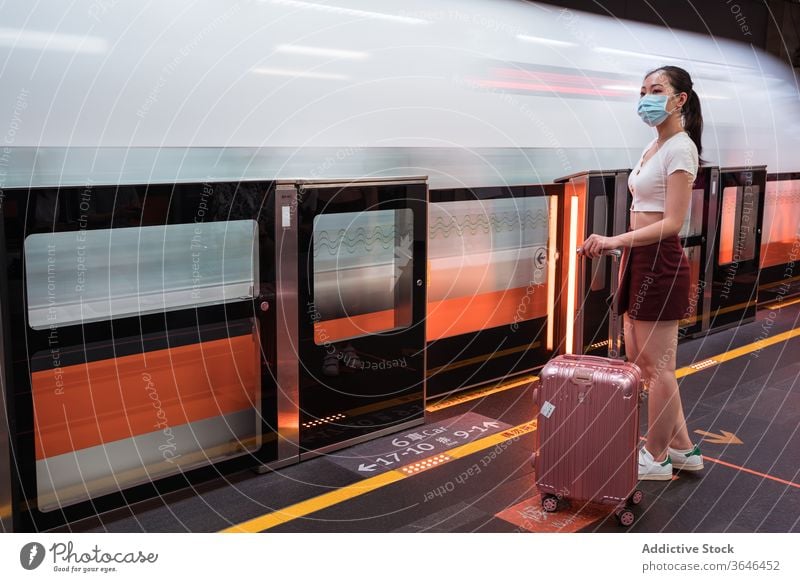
637,94,678,127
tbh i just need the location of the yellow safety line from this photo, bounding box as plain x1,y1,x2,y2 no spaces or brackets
221,471,406,533
436,322,800,407
426,375,537,412
765,296,800,310
711,299,757,317
670,299,754,324
759,274,800,290
675,326,800,379
430,322,800,410
220,420,538,533
713,326,800,362
426,342,540,376
682,293,797,325
222,324,800,533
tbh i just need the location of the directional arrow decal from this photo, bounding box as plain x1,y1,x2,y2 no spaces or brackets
327,413,512,477
534,248,547,268
693,429,743,445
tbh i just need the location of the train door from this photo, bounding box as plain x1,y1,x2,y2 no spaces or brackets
293,178,428,457
1,180,279,531
710,167,767,331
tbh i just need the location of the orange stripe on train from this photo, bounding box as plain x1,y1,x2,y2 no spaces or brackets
313,288,548,346
32,335,258,460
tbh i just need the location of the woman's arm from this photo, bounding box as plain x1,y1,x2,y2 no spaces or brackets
580,170,694,258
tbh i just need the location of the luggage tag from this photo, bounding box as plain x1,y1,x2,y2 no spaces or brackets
540,400,556,419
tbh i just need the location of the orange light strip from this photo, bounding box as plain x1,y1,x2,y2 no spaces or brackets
398,453,453,475
546,194,558,351
565,195,579,354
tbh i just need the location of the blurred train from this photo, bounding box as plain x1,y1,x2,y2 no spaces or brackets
1,0,799,531
1,0,799,184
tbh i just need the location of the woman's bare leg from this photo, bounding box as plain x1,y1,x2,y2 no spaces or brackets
630,319,691,461
623,312,640,365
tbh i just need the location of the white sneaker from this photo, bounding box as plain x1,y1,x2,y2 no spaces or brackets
668,444,704,471
638,447,672,481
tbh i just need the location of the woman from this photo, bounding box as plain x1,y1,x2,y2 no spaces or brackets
581,65,705,481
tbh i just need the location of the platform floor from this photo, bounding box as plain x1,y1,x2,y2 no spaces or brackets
59,299,800,533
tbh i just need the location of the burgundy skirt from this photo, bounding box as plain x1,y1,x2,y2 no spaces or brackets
617,233,691,321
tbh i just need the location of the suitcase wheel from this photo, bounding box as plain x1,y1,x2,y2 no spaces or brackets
629,490,644,505
541,494,559,513
615,507,636,527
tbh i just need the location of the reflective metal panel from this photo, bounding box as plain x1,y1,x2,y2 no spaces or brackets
0,285,11,532
274,184,300,464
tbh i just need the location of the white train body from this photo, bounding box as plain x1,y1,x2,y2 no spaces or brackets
1,0,799,188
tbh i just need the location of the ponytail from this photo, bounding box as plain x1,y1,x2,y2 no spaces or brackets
683,89,704,164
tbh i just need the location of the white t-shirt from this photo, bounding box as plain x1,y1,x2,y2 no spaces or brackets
628,131,699,212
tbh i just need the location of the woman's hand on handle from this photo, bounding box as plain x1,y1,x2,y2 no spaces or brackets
580,234,623,259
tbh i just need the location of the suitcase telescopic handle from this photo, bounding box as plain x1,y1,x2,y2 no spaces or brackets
575,246,623,358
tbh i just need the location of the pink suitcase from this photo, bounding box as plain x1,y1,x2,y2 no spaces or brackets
532,248,645,526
